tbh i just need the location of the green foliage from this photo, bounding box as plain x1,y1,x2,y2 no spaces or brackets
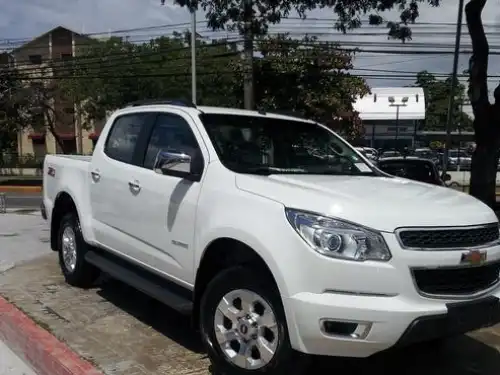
55,32,367,138
414,70,472,131
248,35,369,138
0,66,23,151
167,0,440,40
59,33,240,120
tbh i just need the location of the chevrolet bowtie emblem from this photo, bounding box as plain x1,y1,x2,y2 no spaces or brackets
460,250,487,266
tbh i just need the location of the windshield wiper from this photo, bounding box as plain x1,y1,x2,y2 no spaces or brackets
238,166,306,175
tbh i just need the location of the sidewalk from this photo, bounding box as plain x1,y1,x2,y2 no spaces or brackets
0,340,37,375
2,255,500,374
0,254,209,375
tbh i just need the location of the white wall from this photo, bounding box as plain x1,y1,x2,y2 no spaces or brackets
354,87,426,121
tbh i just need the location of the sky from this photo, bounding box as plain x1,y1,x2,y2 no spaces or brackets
0,0,500,99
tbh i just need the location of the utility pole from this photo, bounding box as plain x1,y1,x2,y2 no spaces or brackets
243,0,254,110
190,6,197,105
443,0,465,174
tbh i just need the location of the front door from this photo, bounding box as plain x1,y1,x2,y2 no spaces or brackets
120,111,208,285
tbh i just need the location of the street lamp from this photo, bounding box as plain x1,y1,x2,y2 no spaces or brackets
388,96,408,150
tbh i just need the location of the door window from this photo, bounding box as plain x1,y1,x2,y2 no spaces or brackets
143,113,201,170
104,114,146,164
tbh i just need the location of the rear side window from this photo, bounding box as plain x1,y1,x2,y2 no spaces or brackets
104,114,146,164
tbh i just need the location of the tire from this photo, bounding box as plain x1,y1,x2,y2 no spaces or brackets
199,266,308,375
57,212,100,288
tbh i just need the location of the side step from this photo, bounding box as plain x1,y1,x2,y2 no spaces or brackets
85,250,193,314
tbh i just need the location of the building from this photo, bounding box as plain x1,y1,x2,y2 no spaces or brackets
354,87,426,150
11,26,104,159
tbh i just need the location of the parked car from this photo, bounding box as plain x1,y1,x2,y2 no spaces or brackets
448,149,472,170
412,148,440,166
377,157,450,186
379,150,401,159
42,100,500,374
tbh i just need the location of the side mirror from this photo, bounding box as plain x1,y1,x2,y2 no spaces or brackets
153,150,201,181
442,173,451,182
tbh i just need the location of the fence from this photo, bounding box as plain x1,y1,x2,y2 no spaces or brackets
0,153,45,169
0,193,5,214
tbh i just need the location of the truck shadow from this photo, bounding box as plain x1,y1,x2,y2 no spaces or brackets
96,277,500,374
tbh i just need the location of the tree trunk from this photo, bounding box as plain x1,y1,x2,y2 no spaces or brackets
44,111,66,154
465,0,499,208
243,0,254,110
469,134,499,208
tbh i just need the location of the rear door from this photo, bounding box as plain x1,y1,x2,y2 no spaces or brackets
89,112,156,256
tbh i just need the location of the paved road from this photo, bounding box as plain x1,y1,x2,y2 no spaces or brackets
1,193,42,210
0,213,49,273
0,212,49,375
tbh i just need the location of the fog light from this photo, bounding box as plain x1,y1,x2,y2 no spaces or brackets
320,319,372,339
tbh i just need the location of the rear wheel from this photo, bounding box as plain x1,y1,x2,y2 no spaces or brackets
199,266,308,375
57,212,100,288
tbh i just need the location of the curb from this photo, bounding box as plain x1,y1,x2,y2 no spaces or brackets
0,295,102,375
0,186,42,193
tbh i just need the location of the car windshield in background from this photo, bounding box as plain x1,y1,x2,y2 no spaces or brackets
198,114,377,176
381,151,401,158
414,150,435,159
449,151,468,158
378,160,439,184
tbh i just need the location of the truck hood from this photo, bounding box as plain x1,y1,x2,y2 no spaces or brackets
235,174,497,232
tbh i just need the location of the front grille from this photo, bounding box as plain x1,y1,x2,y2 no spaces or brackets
398,224,499,249
413,261,500,296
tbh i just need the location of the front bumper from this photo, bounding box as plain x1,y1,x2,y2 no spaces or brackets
396,295,500,347
285,288,500,358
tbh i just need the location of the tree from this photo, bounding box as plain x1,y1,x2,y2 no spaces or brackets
61,33,240,122
162,0,500,208
414,70,472,132
245,35,368,139
0,66,20,154
2,58,86,154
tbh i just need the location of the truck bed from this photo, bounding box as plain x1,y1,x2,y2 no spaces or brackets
43,154,93,222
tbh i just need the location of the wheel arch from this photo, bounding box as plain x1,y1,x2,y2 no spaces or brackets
192,237,283,329
50,191,80,251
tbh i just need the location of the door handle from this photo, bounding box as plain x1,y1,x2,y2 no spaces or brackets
128,179,141,193
91,170,101,182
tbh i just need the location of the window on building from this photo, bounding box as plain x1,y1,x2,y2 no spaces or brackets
61,139,77,154
28,55,42,65
60,53,72,61
32,138,47,161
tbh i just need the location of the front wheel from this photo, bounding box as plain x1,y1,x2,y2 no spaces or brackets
199,266,308,375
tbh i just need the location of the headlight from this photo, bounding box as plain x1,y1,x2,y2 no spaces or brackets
285,208,391,262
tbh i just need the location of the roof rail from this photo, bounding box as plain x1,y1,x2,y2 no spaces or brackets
258,109,309,120
125,99,196,108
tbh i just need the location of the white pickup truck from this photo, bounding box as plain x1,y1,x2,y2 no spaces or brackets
43,100,500,374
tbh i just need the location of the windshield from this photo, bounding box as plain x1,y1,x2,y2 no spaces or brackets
199,113,376,176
